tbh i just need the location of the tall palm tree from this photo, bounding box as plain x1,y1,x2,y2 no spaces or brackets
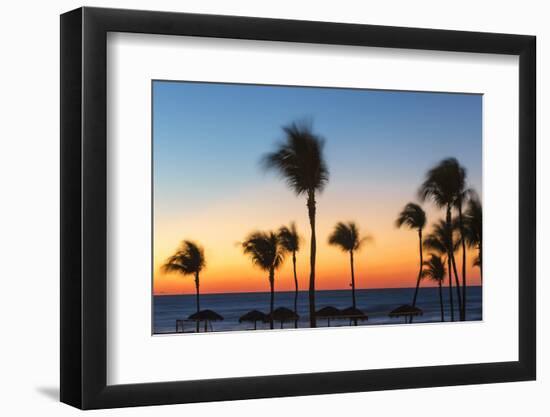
421,254,446,322
278,222,301,328
423,219,461,321
242,231,285,329
395,203,427,323
418,158,466,320
463,195,482,283
454,187,474,320
263,121,329,327
163,240,206,332
328,221,370,324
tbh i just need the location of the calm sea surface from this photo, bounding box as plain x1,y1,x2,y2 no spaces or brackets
153,286,482,334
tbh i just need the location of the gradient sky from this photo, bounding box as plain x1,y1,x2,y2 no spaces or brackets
153,81,482,295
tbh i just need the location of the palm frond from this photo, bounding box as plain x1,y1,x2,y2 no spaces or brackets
328,221,370,252
242,230,285,271
278,222,300,252
262,121,329,196
395,202,426,230
162,240,205,276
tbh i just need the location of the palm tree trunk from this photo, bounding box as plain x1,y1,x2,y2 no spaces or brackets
195,272,200,333
446,207,455,321
269,268,275,330
458,205,467,321
438,281,444,322
450,253,463,318
292,251,298,328
307,190,317,328
410,228,423,324
349,250,358,326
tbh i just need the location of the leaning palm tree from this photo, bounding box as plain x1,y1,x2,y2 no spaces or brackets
163,240,205,332
278,222,301,328
423,219,461,321
242,231,285,329
328,222,371,324
463,195,482,283
263,121,329,327
395,203,427,323
418,158,466,320
421,254,446,322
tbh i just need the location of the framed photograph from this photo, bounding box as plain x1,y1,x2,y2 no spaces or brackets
60,7,536,409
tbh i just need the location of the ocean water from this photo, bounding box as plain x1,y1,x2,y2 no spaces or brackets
153,286,482,334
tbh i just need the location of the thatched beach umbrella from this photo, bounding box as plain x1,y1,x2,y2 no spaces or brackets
188,309,224,332
389,304,423,323
340,307,368,325
265,307,299,329
316,306,341,327
239,310,267,330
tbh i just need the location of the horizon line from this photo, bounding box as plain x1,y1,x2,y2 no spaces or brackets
154,285,483,297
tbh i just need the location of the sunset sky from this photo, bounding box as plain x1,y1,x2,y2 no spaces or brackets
153,81,482,295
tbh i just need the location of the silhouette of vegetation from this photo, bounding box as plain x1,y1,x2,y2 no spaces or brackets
423,219,461,321
421,254,446,322
419,158,467,320
395,203,427,323
263,121,329,327
278,222,301,328
328,221,371,325
462,195,483,283
242,231,286,329
163,240,206,332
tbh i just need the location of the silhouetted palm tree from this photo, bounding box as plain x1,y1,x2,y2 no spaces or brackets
421,254,446,322
278,222,301,328
163,240,205,332
423,219,461,321
395,203,427,323
463,194,483,283
242,231,285,329
419,158,466,320
263,121,329,327
454,186,474,320
328,221,371,325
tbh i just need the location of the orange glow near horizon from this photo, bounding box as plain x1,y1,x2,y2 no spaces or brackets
153,183,481,295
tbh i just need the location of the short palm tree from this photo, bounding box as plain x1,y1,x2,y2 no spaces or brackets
395,203,427,322
423,219,461,321
421,254,446,322
163,240,206,332
328,221,371,324
418,158,466,320
278,222,301,328
242,231,285,329
463,195,482,283
263,121,329,327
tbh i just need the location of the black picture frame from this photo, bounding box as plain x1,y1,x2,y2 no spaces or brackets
60,6,536,410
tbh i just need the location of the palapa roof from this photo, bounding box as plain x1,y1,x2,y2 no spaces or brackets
315,306,341,318
388,304,423,318
265,307,299,322
239,310,267,323
188,309,224,321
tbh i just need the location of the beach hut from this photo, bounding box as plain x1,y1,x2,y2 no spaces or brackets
188,309,224,332
315,306,341,327
388,304,423,323
340,307,368,326
239,310,267,330
265,307,299,329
